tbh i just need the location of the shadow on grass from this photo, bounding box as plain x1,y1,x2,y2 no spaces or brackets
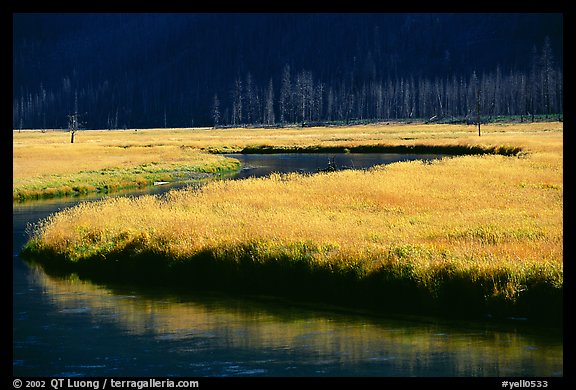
235,144,523,156
21,242,562,328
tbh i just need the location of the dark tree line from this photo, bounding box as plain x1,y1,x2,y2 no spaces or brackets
13,14,562,130
213,40,562,127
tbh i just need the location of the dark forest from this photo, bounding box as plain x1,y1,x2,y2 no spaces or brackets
13,13,563,129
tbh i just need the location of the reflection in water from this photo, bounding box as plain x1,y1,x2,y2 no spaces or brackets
14,153,562,377
25,265,563,377
226,153,443,180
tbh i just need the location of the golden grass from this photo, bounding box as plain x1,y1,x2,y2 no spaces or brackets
14,122,561,199
13,130,240,200
30,152,562,266
21,123,563,320
14,122,562,156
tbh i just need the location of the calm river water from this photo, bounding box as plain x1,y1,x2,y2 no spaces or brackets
13,154,563,377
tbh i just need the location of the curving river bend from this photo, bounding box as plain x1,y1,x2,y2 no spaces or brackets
13,154,563,377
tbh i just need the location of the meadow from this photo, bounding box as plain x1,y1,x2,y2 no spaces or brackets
13,129,241,200
20,122,563,323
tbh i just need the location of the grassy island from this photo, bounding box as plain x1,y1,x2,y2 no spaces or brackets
20,122,563,324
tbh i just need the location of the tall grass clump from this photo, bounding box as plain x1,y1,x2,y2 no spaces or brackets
22,131,563,323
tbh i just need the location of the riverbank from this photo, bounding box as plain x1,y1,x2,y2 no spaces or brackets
21,123,563,325
229,143,523,156
13,122,557,200
13,130,241,201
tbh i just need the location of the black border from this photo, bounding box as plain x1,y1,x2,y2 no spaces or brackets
7,4,570,388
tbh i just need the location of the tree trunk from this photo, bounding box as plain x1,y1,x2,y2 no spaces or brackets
476,85,481,136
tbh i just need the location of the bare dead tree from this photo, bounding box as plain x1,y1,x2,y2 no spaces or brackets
212,93,221,128
471,71,482,136
67,94,84,144
67,112,80,143
264,78,275,126
68,92,84,143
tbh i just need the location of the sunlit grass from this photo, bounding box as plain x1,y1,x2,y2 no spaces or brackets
22,122,563,321
14,122,561,200
13,131,240,200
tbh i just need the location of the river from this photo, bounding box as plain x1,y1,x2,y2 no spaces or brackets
13,154,563,377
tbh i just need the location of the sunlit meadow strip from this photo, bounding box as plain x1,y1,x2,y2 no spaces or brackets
22,142,563,323
13,156,240,201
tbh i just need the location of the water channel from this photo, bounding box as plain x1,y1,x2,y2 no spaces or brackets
13,154,563,377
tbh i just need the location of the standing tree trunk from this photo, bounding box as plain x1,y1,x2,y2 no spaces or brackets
476,89,481,137
68,113,79,143
472,71,481,136
68,91,80,143
212,93,221,128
